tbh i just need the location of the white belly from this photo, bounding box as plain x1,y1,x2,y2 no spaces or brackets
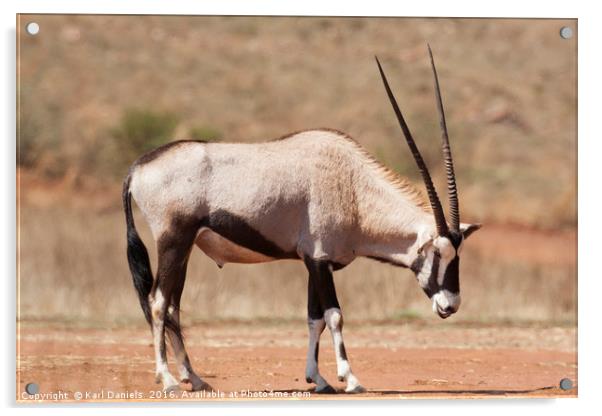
195,227,276,267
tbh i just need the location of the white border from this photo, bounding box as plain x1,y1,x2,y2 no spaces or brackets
3,1,600,415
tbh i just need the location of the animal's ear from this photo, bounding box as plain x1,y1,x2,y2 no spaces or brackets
460,223,482,240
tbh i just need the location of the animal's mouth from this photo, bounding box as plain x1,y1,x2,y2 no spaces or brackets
436,305,452,319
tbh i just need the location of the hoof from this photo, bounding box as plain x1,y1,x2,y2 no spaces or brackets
164,384,181,394
181,376,213,392
345,384,366,394
315,384,337,394
191,381,214,392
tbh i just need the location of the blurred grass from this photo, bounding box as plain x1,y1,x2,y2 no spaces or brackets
188,125,222,142
17,202,576,325
16,16,577,324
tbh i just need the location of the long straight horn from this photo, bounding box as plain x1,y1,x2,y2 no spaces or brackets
427,44,460,232
375,56,449,237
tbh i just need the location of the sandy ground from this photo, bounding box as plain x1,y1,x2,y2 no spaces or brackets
16,321,577,402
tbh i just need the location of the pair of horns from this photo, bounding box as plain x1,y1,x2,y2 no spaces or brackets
375,45,460,236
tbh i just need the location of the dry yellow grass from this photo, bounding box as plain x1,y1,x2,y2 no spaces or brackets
17,186,575,324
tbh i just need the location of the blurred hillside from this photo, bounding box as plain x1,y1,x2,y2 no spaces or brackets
18,15,576,227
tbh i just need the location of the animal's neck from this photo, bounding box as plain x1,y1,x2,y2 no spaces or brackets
353,176,435,268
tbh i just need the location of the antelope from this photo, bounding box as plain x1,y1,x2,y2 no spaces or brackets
122,46,481,394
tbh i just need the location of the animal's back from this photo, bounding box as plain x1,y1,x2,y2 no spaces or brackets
129,129,361,246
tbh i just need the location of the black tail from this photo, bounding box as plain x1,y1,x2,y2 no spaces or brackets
123,172,154,326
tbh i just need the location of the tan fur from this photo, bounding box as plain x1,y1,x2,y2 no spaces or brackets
127,128,478,392
314,128,431,212
195,228,275,266
130,129,437,267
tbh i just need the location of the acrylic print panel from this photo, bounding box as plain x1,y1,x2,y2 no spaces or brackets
16,15,577,402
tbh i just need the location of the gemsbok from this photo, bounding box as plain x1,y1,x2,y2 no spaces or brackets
122,46,481,394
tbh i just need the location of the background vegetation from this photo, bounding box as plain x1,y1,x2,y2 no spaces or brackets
17,15,576,325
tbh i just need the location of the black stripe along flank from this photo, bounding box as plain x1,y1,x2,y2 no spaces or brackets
200,209,298,260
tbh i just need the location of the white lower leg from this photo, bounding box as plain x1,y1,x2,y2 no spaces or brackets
324,308,364,393
168,334,203,388
167,307,206,390
172,340,205,390
305,318,332,391
151,290,179,391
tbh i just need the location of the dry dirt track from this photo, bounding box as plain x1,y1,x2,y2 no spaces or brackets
17,321,576,402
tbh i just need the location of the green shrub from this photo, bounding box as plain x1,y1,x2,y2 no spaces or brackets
188,125,222,142
111,108,179,160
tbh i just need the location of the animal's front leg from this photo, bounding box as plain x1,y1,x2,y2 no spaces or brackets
304,256,365,394
305,269,336,394
324,307,365,393
305,318,336,393
305,267,336,393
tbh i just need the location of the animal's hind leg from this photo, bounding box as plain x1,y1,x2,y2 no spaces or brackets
151,229,197,392
304,257,365,394
166,259,210,391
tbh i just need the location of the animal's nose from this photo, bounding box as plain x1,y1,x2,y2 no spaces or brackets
443,306,456,314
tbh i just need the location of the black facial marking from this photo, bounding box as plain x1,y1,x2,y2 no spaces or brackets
441,255,460,293
448,230,464,249
410,255,425,273
422,253,440,298
440,231,462,295
410,232,463,299
201,210,298,260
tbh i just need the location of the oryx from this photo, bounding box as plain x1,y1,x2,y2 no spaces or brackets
122,46,481,394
